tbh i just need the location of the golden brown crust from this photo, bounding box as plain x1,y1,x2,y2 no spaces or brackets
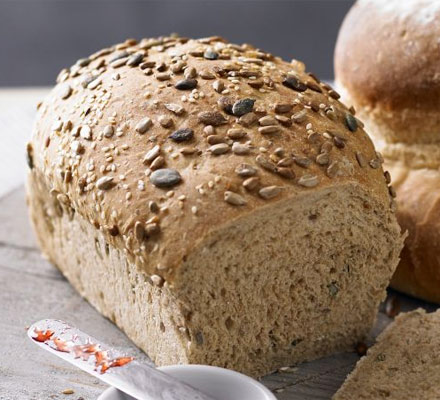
28,35,393,283
388,164,440,303
335,0,440,144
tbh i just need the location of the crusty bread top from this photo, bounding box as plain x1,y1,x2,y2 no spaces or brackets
335,0,440,140
28,36,394,282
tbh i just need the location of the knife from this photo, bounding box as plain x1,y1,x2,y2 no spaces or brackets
27,319,218,400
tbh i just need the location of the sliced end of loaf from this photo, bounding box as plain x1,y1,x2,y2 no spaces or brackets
333,308,440,399
27,171,403,377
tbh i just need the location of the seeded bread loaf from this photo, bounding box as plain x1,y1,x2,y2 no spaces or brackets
26,35,403,377
335,0,440,303
334,308,440,399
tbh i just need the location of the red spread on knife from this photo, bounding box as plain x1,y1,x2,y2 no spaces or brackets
31,328,134,374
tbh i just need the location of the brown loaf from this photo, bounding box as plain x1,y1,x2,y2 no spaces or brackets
335,0,440,303
26,35,403,377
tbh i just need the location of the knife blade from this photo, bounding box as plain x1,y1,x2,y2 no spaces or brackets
28,319,217,400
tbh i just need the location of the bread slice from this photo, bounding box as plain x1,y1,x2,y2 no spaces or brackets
26,36,403,377
334,309,440,399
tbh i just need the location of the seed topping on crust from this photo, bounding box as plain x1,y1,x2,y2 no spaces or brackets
32,34,391,271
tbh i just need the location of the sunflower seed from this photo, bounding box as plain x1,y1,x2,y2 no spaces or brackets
277,167,295,179
334,136,345,148
204,49,219,60
294,157,312,168
316,153,330,165
184,67,197,79
259,186,282,199
158,115,173,128
258,125,280,135
298,174,319,187
369,158,381,169
150,156,165,170
164,103,185,115
224,191,247,206
109,51,129,63
135,221,145,241
126,53,143,67
59,84,72,100
213,80,225,93
80,125,92,140
355,152,367,168
175,78,198,90
256,155,276,172
200,70,215,79
327,162,340,178
149,201,160,213
238,112,258,127
103,125,114,138
388,186,397,198
150,168,182,188
143,145,161,164
278,157,293,167
227,128,246,139
274,103,292,113
235,163,257,177
232,142,250,155
209,143,230,155
96,176,115,190
170,61,186,73
71,140,84,155
135,117,153,134
243,176,260,191
248,80,264,89
180,146,197,155
111,57,129,68
146,222,160,236
207,135,226,145
275,115,292,126
156,72,170,81
259,116,278,126
291,109,308,123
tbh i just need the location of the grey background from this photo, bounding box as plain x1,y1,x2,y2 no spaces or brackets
0,0,354,86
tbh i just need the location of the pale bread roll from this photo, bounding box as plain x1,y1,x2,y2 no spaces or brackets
335,0,440,303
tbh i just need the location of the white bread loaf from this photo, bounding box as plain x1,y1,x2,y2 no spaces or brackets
334,308,440,399
334,0,440,303
26,36,403,377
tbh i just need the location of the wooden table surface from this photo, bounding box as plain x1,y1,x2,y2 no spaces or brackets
1,88,437,400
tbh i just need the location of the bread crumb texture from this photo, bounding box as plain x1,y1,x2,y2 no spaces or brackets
334,309,440,399
27,36,403,376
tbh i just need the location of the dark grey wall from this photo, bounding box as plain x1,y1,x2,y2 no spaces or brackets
0,0,354,86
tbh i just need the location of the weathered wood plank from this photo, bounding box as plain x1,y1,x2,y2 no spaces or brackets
0,88,49,198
